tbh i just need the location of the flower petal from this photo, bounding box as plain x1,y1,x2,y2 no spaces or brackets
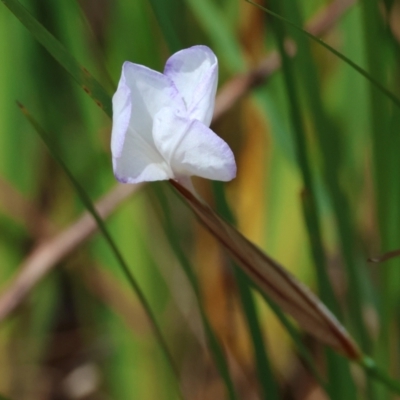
113,124,173,184
153,107,236,181
111,62,181,183
111,79,131,159
121,61,184,135
164,45,218,126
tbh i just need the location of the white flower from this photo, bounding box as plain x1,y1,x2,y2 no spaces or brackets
111,45,236,189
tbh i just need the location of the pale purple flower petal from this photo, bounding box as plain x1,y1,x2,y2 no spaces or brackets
120,61,184,136
164,45,217,126
111,62,182,182
111,79,131,159
153,106,236,181
113,127,172,184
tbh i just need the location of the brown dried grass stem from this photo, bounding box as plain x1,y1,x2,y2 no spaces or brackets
0,183,141,321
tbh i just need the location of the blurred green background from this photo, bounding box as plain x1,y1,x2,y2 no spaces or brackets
1,0,400,398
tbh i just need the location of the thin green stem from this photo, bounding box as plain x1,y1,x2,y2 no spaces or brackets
267,2,359,398
361,356,400,395
281,0,371,397
212,181,279,400
147,0,182,54
258,290,329,392
152,183,238,400
234,269,279,400
359,0,393,398
2,0,112,116
246,0,400,110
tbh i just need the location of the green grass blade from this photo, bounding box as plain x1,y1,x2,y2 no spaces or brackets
234,269,279,399
147,0,182,54
269,296,400,399
246,0,400,110
266,0,335,323
183,0,245,72
1,0,112,117
279,1,367,397
359,1,395,398
258,290,328,392
17,102,183,399
212,182,279,399
151,183,239,400
266,1,359,397
361,357,400,395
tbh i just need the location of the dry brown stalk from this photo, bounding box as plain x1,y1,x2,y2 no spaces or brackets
0,183,141,321
171,180,361,359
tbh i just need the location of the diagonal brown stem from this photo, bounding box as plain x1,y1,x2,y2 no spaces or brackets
0,183,141,321
170,180,361,360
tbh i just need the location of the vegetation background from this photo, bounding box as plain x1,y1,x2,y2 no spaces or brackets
0,0,399,398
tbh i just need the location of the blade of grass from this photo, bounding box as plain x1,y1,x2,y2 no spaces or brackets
72,0,115,92
360,356,400,394
147,0,182,54
170,180,361,360
256,288,328,393
279,0,366,340
233,269,279,399
182,0,245,72
359,2,398,398
258,266,400,397
212,182,279,400
16,102,183,399
19,275,61,395
245,0,400,110
266,2,357,397
279,1,369,397
150,183,239,400
262,276,400,398
1,0,112,117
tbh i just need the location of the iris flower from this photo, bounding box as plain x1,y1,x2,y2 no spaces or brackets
111,45,236,190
